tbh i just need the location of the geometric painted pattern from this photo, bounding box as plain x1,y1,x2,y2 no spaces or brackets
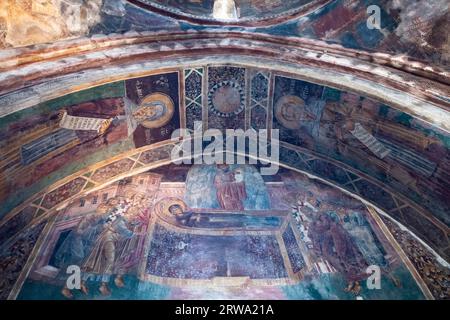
250,71,270,130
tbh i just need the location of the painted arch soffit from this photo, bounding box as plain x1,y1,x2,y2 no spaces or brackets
0,44,449,133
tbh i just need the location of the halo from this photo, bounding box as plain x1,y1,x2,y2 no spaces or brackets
159,197,187,217
133,93,174,128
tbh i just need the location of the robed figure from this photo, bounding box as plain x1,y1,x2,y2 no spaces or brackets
81,211,134,296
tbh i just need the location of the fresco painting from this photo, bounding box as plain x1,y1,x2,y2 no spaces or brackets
273,75,450,227
0,72,181,219
141,0,316,20
1,67,447,228
0,66,448,302
207,66,246,130
126,72,181,147
0,0,448,304
13,164,425,300
0,222,47,300
0,83,129,217
184,68,204,132
249,71,270,130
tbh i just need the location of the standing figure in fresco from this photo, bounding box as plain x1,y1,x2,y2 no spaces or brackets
113,193,152,288
56,203,110,299
214,165,247,211
309,213,369,295
80,204,135,296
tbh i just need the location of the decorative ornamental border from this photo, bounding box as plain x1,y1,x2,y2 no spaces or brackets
127,0,332,27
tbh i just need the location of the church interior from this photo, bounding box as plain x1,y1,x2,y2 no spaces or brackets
0,0,449,300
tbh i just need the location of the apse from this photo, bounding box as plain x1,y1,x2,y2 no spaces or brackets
0,0,448,302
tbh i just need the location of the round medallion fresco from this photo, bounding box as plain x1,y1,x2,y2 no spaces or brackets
274,95,316,130
208,80,245,118
128,0,330,26
133,93,174,128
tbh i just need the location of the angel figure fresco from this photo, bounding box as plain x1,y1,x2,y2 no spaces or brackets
342,210,387,267
287,184,403,296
